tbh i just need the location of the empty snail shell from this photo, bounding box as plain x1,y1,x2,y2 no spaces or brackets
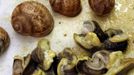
103,34,128,51
11,1,54,37
49,0,82,17
89,0,115,16
0,27,10,55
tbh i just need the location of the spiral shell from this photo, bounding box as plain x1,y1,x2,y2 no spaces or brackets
11,1,54,37
89,0,115,16
0,27,10,55
49,0,82,17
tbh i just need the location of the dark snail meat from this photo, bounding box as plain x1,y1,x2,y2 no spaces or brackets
31,39,56,71
103,34,128,51
13,39,56,75
22,58,38,75
11,1,54,37
51,56,61,75
77,50,110,75
13,54,38,75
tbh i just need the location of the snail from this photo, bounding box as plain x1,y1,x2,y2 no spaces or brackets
57,48,78,75
11,1,54,37
89,0,115,16
13,54,38,75
106,51,134,75
77,50,110,75
104,28,123,38
49,0,82,17
13,39,56,75
31,39,56,72
0,27,10,56
73,32,101,51
102,34,128,51
82,21,108,42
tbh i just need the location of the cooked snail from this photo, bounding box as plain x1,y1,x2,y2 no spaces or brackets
49,0,82,17
103,34,128,51
92,50,110,65
106,52,134,75
13,39,57,75
80,21,128,52
77,50,110,75
0,27,10,56
74,32,101,52
57,58,78,75
104,28,123,38
89,0,115,16
106,51,124,69
31,39,56,71
115,58,134,75
13,54,38,75
13,56,24,75
52,57,61,75
82,21,108,42
23,57,38,75
57,48,78,75
58,48,76,59
11,1,54,37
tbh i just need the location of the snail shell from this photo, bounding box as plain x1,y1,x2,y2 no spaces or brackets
0,27,10,55
49,0,82,17
89,0,115,16
11,1,54,37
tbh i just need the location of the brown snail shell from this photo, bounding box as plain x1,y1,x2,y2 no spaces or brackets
89,0,115,16
11,1,54,37
49,0,82,17
0,27,10,55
